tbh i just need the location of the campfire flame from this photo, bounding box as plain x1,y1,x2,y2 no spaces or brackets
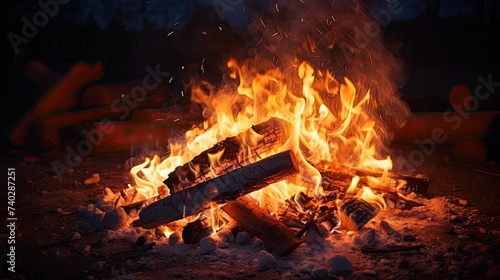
127,1,409,231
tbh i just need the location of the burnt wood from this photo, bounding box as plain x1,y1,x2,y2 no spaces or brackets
164,117,291,193
337,197,377,231
139,150,299,228
182,219,211,244
318,166,429,194
222,196,303,256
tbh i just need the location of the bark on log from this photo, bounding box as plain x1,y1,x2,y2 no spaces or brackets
222,196,303,256
164,117,291,193
337,197,377,231
139,150,299,228
318,166,429,194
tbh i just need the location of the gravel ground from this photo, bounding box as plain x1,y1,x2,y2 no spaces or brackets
0,143,499,280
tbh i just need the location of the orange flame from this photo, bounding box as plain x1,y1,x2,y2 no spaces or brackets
128,57,397,226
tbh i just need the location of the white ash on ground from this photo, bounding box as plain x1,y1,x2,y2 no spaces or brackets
76,192,500,279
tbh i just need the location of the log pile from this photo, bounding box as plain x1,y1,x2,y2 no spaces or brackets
139,150,300,228
8,60,202,152
129,117,432,256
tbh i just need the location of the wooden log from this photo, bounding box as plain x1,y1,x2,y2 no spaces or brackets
22,60,60,91
9,61,103,146
34,106,122,150
337,197,377,231
82,80,168,108
164,117,291,193
59,95,81,112
319,165,429,194
393,111,500,144
221,196,303,256
182,219,211,244
139,150,299,229
34,94,166,150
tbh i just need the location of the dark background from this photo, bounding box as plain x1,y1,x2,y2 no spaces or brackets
1,0,499,146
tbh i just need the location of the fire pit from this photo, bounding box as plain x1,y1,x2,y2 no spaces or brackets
2,0,499,279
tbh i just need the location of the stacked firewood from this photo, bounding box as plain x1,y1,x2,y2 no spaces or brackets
9,60,202,152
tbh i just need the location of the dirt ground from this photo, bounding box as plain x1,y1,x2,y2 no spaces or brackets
0,143,499,280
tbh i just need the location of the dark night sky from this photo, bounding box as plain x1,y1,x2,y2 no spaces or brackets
1,0,499,144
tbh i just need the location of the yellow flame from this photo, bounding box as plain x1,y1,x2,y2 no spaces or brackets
129,57,392,226
358,186,386,210
346,176,360,195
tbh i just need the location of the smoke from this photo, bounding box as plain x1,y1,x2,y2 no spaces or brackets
242,0,411,148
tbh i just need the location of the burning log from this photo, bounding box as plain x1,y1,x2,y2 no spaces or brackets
22,60,60,91
222,196,303,256
319,166,429,194
337,197,377,231
139,150,299,228
9,61,103,146
164,117,291,193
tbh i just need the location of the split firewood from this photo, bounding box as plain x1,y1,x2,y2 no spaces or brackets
22,60,60,92
139,150,299,228
319,167,429,194
164,117,291,193
34,105,123,150
22,61,80,112
182,219,211,244
81,80,168,107
337,197,377,231
9,61,103,146
222,196,303,256
34,94,167,150
382,192,424,210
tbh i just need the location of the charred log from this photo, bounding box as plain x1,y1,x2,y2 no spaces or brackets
222,196,303,256
182,219,211,244
319,165,429,194
164,117,291,193
337,197,377,231
139,150,299,228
